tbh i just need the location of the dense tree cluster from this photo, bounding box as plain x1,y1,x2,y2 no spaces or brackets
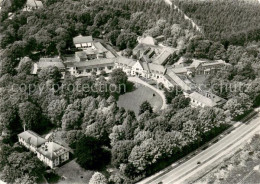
1,0,259,182
62,93,228,182
0,144,45,184
164,86,184,104
74,136,110,170
181,34,260,120
89,172,107,184
175,0,260,46
0,0,194,77
203,42,260,119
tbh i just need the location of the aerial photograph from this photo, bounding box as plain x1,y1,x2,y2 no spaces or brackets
1,0,260,183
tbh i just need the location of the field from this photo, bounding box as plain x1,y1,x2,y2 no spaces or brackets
117,83,163,116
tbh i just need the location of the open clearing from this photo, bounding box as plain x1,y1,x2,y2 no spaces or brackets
117,83,163,116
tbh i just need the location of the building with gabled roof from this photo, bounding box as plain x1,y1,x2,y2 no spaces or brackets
137,36,157,45
164,69,192,92
18,130,47,153
172,57,227,75
153,49,173,65
37,141,69,168
189,91,217,107
115,58,167,83
66,58,116,77
72,38,115,61
24,0,43,11
73,35,93,48
18,130,69,168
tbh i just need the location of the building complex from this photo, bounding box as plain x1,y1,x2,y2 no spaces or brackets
32,35,228,107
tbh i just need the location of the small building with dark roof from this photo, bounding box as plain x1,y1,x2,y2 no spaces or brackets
155,35,165,42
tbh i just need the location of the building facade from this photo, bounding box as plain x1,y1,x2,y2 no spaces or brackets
18,130,47,153
114,59,167,84
18,130,69,169
37,141,70,168
66,58,115,77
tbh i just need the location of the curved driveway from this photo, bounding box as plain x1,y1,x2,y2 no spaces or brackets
128,77,167,110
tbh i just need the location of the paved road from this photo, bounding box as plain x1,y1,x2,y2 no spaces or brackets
128,77,167,110
138,114,260,184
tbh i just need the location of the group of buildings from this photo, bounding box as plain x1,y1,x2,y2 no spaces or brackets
22,32,230,170
18,130,69,169
114,56,227,107
32,35,117,77
32,35,228,108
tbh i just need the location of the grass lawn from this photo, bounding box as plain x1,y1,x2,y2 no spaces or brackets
55,159,94,184
117,83,163,116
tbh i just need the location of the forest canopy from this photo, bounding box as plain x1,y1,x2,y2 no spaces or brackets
174,0,260,46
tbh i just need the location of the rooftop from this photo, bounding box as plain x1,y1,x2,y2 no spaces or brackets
26,0,43,8
115,57,136,67
141,61,150,71
140,55,152,63
148,63,166,73
165,69,192,91
175,57,226,69
73,35,93,45
38,58,65,69
171,67,188,74
153,49,172,65
201,60,226,67
138,36,157,45
189,91,217,107
18,130,47,147
105,51,116,59
133,43,161,56
92,42,108,53
66,58,116,68
37,141,68,160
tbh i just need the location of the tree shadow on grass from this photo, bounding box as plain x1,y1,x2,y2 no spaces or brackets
112,81,136,100
126,81,136,93
44,171,61,184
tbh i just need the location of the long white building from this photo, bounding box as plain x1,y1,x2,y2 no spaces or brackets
18,130,69,168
